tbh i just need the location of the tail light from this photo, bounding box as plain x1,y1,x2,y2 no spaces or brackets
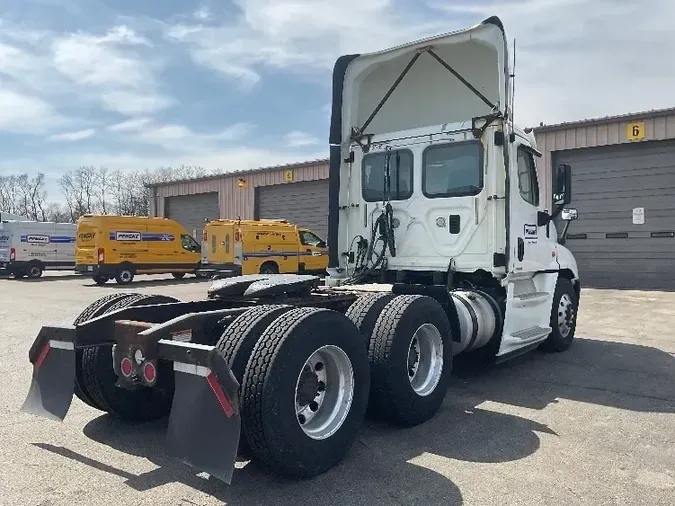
97,248,105,264
203,231,207,241
9,248,15,262
234,231,241,242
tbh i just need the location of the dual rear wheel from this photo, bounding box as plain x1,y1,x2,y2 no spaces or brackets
72,291,453,479
217,293,453,477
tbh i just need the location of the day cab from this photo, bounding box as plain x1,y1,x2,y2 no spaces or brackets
75,215,202,284
199,219,328,276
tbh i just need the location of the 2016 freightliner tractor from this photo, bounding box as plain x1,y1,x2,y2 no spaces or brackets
21,15,581,484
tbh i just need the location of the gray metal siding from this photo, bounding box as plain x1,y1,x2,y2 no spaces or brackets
165,192,220,238
256,180,330,238
553,140,675,289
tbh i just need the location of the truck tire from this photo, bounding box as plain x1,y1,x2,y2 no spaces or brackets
215,304,294,457
26,262,43,279
171,272,186,279
79,294,181,421
259,262,278,274
115,264,135,284
92,275,109,285
72,292,139,409
539,277,578,352
367,294,453,427
241,306,370,478
345,292,396,346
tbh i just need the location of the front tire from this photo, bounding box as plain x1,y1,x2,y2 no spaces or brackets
172,272,186,279
367,295,453,427
539,277,578,352
241,307,370,478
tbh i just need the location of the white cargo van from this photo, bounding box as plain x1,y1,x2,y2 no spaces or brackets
0,220,77,278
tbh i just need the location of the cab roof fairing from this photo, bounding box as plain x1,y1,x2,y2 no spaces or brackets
337,16,511,156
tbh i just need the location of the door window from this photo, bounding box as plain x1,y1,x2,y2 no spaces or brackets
181,234,201,252
517,147,540,207
299,230,325,247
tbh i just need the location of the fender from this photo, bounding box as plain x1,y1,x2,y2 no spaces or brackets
555,243,580,281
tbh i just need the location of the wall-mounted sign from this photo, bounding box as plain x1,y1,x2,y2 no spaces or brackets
283,169,294,183
626,121,645,142
632,207,645,225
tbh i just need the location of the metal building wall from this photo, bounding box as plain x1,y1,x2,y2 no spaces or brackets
534,109,675,207
150,160,330,220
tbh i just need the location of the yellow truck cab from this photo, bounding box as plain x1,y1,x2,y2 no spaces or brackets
200,219,328,276
75,215,203,284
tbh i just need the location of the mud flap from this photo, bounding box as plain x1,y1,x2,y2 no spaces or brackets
21,326,76,422
161,340,241,484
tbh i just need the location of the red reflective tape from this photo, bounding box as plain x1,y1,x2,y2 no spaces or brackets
35,342,51,370
206,372,234,418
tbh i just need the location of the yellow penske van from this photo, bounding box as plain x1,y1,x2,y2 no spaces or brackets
75,215,203,284
199,219,328,277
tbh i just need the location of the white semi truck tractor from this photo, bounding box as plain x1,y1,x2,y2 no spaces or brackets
21,15,580,485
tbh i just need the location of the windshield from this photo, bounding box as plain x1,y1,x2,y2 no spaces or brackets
362,149,413,202
423,142,483,198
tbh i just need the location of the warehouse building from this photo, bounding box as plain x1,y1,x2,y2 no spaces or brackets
148,107,675,290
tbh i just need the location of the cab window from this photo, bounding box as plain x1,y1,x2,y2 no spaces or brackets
422,141,483,198
362,149,413,202
181,234,201,252
517,147,540,207
299,230,325,247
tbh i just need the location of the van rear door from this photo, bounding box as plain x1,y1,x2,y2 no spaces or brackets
0,224,12,266
76,219,99,267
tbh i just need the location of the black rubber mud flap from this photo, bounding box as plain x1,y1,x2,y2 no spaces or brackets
163,341,241,484
22,325,77,422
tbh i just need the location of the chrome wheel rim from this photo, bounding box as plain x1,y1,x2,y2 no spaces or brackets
294,345,354,440
120,270,132,282
557,293,576,337
407,323,444,397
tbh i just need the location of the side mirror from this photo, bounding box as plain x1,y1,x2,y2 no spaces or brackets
317,241,327,249
552,163,572,206
561,208,578,221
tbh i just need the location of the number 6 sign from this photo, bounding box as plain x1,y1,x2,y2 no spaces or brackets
626,121,645,141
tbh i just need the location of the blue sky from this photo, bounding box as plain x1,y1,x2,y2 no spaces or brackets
1,0,673,198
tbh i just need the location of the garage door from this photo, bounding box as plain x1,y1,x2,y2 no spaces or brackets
553,139,675,290
256,180,329,238
165,192,219,238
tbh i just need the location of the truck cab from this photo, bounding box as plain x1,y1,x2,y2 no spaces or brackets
327,15,580,358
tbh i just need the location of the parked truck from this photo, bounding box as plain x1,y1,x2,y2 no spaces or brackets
21,16,580,485
0,220,76,278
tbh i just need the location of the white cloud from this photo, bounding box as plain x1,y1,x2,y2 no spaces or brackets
165,0,447,89
284,130,320,147
165,0,675,126
48,128,96,142
51,29,154,88
0,89,64,134
428,0,675,125
107,117,152,132
103,116,256,152
100,90,174,115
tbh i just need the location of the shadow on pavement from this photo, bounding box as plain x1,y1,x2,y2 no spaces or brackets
31,336,675,504
82,277,210,289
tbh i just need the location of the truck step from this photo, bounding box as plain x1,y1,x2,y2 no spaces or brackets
511,325,551,340
514,291,549,301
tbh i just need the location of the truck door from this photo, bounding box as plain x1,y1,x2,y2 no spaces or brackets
298,229,328,272
508,139,558,274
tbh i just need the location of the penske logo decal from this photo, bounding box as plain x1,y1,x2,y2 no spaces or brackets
19,235,76,244
109,231,175,242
